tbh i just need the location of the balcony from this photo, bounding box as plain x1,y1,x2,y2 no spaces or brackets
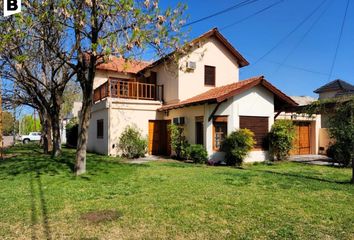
93,78,164,103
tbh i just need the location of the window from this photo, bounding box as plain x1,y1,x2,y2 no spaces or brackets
204,65,216,86
213,116,227,151
239,116,269,150
97,119,104,139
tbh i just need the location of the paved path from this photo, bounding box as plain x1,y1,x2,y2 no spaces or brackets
126,155,170,164
289,154,338,166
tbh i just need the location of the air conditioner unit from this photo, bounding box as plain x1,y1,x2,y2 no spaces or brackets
173,117,185,125
186,61,196,70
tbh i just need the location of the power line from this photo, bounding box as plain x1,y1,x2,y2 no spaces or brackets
272,0,332,74
254,0,328,64
327,0,350,81
220,0,285,31
183,0,262,27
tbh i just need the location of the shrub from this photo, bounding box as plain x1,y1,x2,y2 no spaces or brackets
65,117,78,148
168,124,189,159
327,99,354,167
222,129,255,166
268,120,295,161
118,125,147,159
186,144,208,163
327,143,351,166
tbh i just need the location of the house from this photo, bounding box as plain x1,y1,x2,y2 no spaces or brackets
87,28,298,162
61,101,82,144
313,79,354,153
276,96,321,155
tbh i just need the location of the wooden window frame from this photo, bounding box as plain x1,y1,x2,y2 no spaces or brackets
204,65,216,86
97,119,104,139
213,116,228,151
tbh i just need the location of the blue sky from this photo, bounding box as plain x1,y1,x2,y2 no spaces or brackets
160,0,354,98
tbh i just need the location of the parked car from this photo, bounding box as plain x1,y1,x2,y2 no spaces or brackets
19,132,41,144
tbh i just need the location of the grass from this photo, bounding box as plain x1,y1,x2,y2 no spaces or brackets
0,144,353,240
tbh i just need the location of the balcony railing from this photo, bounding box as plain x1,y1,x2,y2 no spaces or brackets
93,78,164,103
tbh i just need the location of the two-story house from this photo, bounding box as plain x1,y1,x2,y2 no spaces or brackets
87,28,298,162
314,79,354,153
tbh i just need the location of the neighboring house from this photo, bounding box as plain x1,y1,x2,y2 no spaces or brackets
277,96,321,155
87,28,298,162
61,101,82,144
313,79,354,153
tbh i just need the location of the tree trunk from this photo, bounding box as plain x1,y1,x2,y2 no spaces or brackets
75,97,92,175
51,112,62,158
39,109,53,154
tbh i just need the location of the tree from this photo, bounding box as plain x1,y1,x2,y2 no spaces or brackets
305,97,354,184
327,99,354,183
0,4,76,156
40,0,187,174
4,0,187,174
2,111,18,136
19,114,41,135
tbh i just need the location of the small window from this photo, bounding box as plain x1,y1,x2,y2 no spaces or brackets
97,119,104,139
204,65,216,86
213,116,227,151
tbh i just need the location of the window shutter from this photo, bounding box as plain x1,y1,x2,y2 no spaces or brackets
204,65,215,86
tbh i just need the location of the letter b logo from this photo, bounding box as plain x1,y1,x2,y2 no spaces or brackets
4,0,21,16
7,0,18,10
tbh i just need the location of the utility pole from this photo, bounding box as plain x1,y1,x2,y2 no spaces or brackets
33,109,36,132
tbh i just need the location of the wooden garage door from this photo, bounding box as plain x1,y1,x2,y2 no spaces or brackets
291,122,311,155
240,116,269,150
148,120,171,156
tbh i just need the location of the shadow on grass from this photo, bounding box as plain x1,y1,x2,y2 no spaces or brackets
251,169,351,184
29,170,52,240
0,144,148,179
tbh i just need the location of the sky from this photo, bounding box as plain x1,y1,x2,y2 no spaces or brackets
160,0,354,98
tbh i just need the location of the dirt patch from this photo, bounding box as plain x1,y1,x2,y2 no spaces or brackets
0,154,17,160
81,210,122,224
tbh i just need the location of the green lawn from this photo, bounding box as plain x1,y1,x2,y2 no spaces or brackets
0,145,353,240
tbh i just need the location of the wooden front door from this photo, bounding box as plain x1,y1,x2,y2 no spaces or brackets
291,122,311,155
148,120,171,156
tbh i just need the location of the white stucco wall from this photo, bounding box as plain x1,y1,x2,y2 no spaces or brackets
166,85,275,163
153,63,179,104
93,70,136,89
87,100,110,155
108,98,162,156
178,36,240,101
88,98,162,156
206,86,274,162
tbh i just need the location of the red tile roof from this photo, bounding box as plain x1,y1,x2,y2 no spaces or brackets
158,76,298,111
96,56,151,74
